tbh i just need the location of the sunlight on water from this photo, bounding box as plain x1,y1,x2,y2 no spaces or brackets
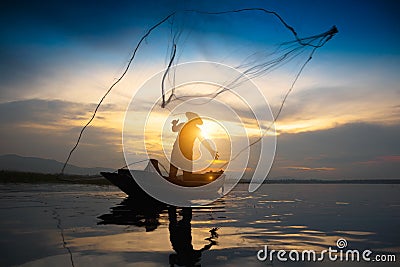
0,183,399,266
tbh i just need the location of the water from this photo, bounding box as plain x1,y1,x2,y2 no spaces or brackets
0,183,399,266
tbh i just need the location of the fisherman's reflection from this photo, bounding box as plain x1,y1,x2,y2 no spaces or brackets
168,206,217,266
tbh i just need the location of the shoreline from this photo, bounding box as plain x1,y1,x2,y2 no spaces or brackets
0,170,111,185
1,170,399,185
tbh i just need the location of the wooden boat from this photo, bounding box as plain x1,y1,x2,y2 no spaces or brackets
101,159,225,201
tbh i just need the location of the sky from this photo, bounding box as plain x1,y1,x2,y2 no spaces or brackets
0,0,399,179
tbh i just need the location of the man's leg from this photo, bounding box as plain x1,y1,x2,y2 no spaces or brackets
182,161,193,181
169,164,178,179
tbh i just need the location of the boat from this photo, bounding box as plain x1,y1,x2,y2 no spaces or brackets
100,159,225,202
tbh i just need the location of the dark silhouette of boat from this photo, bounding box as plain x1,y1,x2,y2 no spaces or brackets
100,159,224,199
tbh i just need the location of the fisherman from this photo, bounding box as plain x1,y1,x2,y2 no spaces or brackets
169,112,219,181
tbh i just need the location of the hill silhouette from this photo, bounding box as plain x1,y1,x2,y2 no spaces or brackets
0,154,113,175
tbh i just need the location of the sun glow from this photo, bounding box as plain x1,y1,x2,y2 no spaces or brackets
199,119,227,140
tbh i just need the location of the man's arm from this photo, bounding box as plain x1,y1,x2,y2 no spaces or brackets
199,135,219,160
171,119,184,132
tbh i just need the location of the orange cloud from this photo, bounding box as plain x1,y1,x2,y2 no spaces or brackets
357,155,400,165
286,166,336,171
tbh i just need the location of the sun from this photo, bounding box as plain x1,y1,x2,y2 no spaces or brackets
200,125,211,139
199,119,221,140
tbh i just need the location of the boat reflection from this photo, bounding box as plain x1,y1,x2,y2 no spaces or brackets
97,196,167,232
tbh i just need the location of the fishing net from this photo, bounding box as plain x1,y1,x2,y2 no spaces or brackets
62,8,337,199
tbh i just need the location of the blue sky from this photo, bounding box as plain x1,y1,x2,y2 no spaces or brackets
0,0,399,179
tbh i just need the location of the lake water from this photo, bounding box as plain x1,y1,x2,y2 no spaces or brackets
0,183,399,266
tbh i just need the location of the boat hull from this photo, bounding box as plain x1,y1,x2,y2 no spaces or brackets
101,169,225,204
101,170,149,197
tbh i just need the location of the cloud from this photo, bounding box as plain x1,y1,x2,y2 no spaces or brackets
0,1,183,101
0,99,118,125
268,84,400,133
0,99,123,168
356,155,400,165
0,98,399,179
269,122,400,179
285,166,335,171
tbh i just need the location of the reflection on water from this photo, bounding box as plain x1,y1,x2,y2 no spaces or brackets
0,183,399,266
96,196,222,266
98,197,167,232
168,207,218,266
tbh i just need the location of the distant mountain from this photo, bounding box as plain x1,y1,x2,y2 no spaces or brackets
0,154,114,175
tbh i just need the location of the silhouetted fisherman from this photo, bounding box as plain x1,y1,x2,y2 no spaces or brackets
169,112,219,181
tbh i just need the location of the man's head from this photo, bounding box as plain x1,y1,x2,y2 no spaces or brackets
185,112,203,125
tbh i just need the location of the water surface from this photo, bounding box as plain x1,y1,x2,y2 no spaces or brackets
0,183,399,266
